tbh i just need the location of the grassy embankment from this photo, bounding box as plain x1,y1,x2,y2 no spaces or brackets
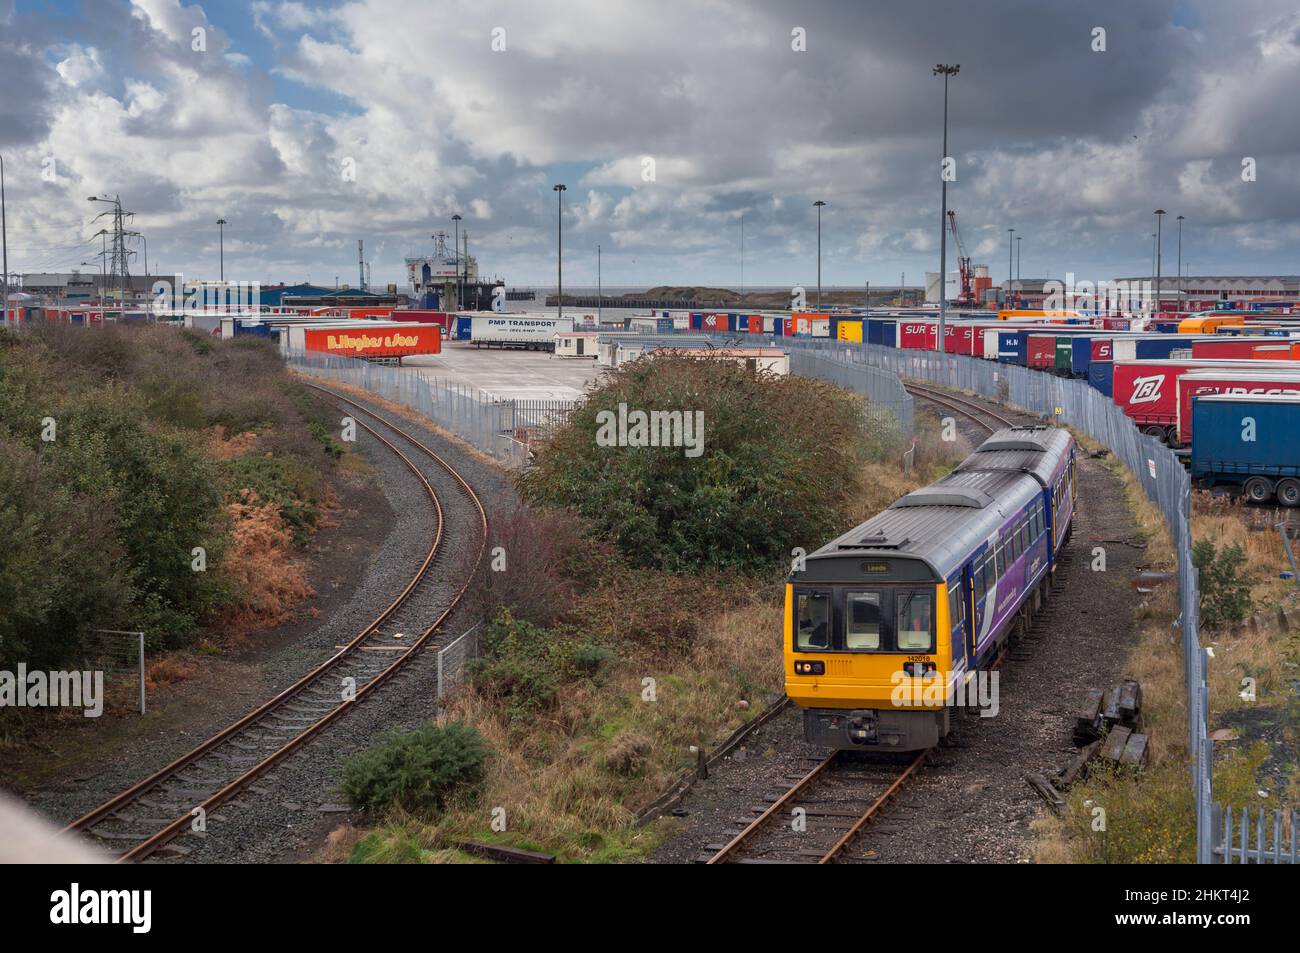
0,323,363,727
341,355,966,863
1034,449,1298,863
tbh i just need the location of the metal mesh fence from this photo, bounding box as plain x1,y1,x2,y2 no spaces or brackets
286,350,577,467
436,623,483,698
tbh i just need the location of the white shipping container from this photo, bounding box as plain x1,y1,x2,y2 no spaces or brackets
470,315,574,350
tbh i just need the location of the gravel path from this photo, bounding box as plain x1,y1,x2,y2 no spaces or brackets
654,391,1145,863
25,385,517,864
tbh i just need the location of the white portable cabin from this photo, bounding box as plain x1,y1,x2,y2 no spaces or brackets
553,331,601,358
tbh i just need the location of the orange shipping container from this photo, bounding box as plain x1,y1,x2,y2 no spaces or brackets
302,324,442,357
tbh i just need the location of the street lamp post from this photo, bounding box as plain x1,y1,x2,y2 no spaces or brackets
451,214,462,310
1176,215,1185,307
1007,227,1015,308
553,184,566,322
1016,236,1021,286
813,200,826,310
216,218,227,283
1154,209,1166,313
597,243,602,324
934,64,960,351
1,153,7,326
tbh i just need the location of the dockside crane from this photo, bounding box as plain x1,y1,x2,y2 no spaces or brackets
946,209,977,306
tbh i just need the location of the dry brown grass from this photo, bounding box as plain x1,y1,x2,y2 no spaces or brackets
401,598,784,861
217,489,315,632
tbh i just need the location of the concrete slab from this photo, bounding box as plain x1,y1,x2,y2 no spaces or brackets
402,342,602,400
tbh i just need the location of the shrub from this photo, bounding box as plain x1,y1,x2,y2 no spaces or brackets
519,354,876,574
467,610,568,719
342,721,488,815
1192,538,1253,633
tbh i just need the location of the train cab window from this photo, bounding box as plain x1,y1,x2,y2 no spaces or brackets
844,592,883,650
895,590,935,652
794,590,831,651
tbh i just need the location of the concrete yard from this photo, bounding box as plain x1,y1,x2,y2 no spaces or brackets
402,341,603,400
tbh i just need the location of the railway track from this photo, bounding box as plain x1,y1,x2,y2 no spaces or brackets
64,385,487,861
903,382,1018,434
705,749,929,864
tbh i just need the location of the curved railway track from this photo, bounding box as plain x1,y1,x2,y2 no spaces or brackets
705,749,929,864
64,385,488,862
903,382,1018,434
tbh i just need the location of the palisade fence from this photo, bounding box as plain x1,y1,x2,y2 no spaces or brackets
285,350,579,466
713,331,1293,864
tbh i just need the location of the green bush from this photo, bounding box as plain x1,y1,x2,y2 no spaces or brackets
342,721,489,815
519,354,877,573
1192,538,1253,633
467,610,567,719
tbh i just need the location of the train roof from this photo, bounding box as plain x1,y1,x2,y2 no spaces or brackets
802,469,1041,582
956,426,1074,488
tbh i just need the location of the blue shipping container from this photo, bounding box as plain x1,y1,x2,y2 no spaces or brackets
1070,335,1094,377
1191,396,1300,488
1087,361,1114,397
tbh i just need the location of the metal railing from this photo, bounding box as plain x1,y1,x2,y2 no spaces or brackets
733,332,1286,864
286,350,577,466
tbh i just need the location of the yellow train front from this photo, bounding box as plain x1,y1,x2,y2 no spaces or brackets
785,426,1076,751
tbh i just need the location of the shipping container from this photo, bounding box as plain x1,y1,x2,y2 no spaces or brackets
836,319,863,343
1088,361,1115,397
1026,334,1057,370
1112,357,1300,442
455,315,473,339
1190,394,1300,504
289,322,443,358
1175,368,1300,447
1190,337,1286,359
469,314,573,350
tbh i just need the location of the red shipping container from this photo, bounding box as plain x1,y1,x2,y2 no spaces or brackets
702,313,723,331
747,314,762,333
302,324,442,358
1026,334,1057,369
1090,338,1113,362
1113,358,1299,436
1192,338,1283,359
898,321,935,350
1175,369,1300,446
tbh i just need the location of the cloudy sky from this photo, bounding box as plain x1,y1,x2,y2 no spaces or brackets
2,0,1299,291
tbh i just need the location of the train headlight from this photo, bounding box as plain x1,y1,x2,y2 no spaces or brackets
902,661,938,678
793,660,825,676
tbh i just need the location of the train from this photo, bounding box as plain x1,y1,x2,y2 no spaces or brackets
785,425,1076,751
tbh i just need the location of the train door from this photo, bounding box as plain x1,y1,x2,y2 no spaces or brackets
962,564,978,669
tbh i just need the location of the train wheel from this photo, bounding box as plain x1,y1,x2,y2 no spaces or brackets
1277,479,1300,508
1244,476,1275,505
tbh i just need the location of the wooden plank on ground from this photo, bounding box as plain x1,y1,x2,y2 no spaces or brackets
1119,732,1149,769
1099,725,1132,763
1074,689,1104,743
1024,773,1065,814
1058,740,1102,787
